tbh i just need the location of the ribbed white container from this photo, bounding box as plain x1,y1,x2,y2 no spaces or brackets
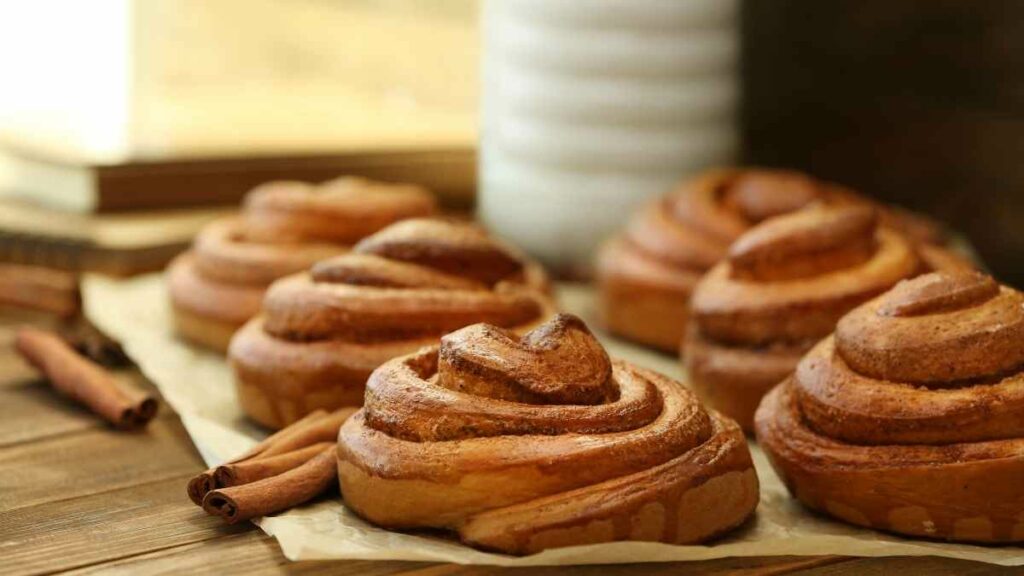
478,0,739,271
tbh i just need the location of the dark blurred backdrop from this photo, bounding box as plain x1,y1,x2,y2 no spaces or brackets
742,0,1023,284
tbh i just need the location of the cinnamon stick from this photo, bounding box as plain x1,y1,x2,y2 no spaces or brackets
245,408,355,459
187,410,326,504
14,327,156,429
202,446,338,524
214,442,333,488
186,407,356,505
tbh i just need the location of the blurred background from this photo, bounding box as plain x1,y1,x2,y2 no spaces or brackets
0,0,1019,283
743,0,1023,286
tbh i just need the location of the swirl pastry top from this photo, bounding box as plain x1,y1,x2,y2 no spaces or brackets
684,206,920,431
756,271,1024,543
228,218,556,429
190,217,343,287
337,314,759,555
622,168,834,275
596,168,859,352
168,177,437,352
596,167,967,353
242,177,437,243
195,177,437,287
258,219,550,342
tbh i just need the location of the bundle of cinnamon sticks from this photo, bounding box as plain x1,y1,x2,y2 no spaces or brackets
188,408,355,524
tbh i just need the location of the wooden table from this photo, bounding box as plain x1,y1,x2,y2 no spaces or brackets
0,309,1018,575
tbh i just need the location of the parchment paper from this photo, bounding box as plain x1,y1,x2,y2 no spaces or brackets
83,273,1024,566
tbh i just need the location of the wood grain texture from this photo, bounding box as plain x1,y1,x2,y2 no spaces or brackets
61,533,849,576
0,313,1011,575
0,413,193,512
0,380,112,447
1,475,248,576
795,556,1023,575
61,531,429,576
400,556,850,576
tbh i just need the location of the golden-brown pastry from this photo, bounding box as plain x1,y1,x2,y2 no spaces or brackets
596,168,857,352
229,218,557,429
756,271,1024,543
168,177,436,352
683,206,920,432
596,167,967,353
337,314,759,554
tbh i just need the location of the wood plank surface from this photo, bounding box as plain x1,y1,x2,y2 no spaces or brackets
0,311,1019,575
796,556,1019,576
0,414,195,513
2,475,246,575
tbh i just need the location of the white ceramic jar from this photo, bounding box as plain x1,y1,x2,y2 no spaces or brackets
479,0,739,272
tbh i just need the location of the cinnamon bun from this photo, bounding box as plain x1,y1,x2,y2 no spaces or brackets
596,168,855,352
683,206,920,431
337,314,759,554
756,271,1024,543
229,218,556,429
168,177,436,352
597,167,967,353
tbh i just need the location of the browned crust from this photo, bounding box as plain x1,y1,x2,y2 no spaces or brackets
756,273,1024,543
168,253,262,352
234,372,365,430
756,381,1024,543
168,177,440,355
434,315,615,406
167,252,267,326
243,177,438,243
595,168,868,353
683,219,918,432
260,273,547,343
459,418,758,554
192,217,347,285
340,412,758,555
354,219,522,285
690,228,919,345
336,327,759,554
171,303,243,354
227,219,557,430
726,206,877,282
837,283,1024,384
684,325,808,432
229,306,556,430
229,316,433,429
624,196,731,270
792,337,1024,445
597,167,953,357
366,355,657,443
595,237,699,352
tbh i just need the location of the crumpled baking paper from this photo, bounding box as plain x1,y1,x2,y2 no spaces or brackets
83,273,1023,566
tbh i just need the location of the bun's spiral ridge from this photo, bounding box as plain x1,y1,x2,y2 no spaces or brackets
596,168,860,352
168,177,436,352
597,168,970,353
684,206,920,431
756,271,1024,543
229,218,556,429
337,314,758,555
242,178,437,243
